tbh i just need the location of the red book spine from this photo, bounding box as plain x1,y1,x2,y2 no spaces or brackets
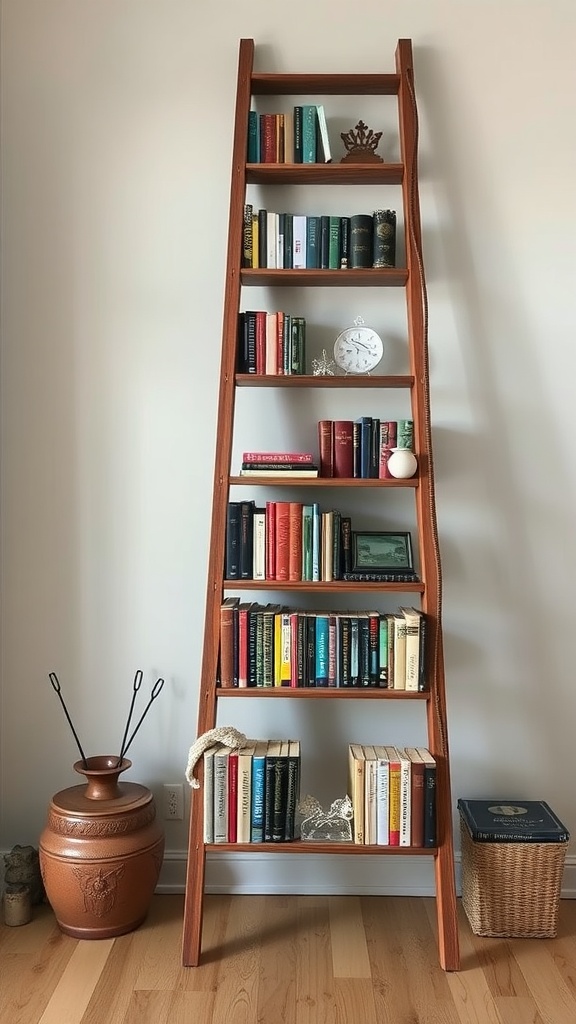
255,311,266,374
318,419,334,477
333,420,354,478
265,501,276,579
219,601,237,689
228,751,238,842
379,420,398,479
275,502,291,580
260,113,277,163
288,502,303,581
242,451,314,464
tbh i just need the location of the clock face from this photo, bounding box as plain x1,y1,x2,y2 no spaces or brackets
333,326,384,374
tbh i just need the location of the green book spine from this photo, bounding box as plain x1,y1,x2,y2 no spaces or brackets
319,215,330,269
247,111,259,163
397,419,414,449
349,213,373,269
306,216,320,269
328,216,341,270
372,209,396,267
302,505,313,581
379,616,388,687
301,104,317,163
291,317,306,375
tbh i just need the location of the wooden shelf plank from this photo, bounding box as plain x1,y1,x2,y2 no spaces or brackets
250,73,401,96
235,374,414,389
216,687,429,699
206,841,435,854
222,580,425,593
229,476,418,488
241,268,408,288
246,163,403,185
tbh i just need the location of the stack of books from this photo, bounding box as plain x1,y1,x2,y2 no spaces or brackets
239,452,319,478
348,744,436,847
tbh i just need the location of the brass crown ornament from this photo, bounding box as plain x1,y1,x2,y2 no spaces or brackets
340,120,383,163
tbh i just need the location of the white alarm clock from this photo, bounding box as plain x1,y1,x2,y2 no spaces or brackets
333,316,384,375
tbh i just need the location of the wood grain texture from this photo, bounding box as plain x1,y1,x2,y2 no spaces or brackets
4,895,576,1024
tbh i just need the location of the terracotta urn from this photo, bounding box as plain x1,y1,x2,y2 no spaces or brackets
39,756,164,939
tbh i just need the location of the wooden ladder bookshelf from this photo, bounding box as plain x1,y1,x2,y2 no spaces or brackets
182,37,460,973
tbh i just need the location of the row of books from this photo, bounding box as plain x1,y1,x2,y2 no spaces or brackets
203,740,301,844
219,601,427,691
348,744,437,847
226,500,417,583
247,105,331,164
242,206,396,271
237,311,306,375
319,418,414,480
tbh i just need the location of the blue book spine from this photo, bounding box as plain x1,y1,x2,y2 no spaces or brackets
251,751,266,842
355,417,373,479
315,615,329,686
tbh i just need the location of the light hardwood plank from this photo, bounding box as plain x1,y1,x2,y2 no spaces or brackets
37,939,114,1024
0,912,76,1024
295,898,336,1024
329,896,371,979
426,900,504,1024
121,990,173,1024
81,926,152,1024
510,939,576,1024
210,895,263,1023
3,896,576,1024
256,896,297,1024
362,896,415,1023
334,979,379,1024
493,996,546,1024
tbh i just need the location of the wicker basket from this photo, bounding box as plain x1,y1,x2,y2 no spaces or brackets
460,822,568,937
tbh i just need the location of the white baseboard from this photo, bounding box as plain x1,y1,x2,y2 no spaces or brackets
157,848,576,898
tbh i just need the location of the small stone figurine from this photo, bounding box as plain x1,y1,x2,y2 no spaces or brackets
4,845,45,905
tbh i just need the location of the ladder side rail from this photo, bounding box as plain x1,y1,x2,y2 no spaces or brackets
395,37,460,972
182,38,255,967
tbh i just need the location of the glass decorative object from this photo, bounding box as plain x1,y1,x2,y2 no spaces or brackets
298,794,354,842
311,349,336,376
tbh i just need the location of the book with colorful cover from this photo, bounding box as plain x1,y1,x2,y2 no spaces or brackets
458,799,570,843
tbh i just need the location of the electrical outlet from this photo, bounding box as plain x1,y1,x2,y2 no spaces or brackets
163,783,184,820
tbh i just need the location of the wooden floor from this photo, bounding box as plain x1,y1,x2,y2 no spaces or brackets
2,894,576,1023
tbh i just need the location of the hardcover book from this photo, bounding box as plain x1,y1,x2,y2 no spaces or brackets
458,799,570,843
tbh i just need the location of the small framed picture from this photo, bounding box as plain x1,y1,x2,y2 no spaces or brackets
351,531,414,572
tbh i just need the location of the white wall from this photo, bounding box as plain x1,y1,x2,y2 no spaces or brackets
2,0,575,895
